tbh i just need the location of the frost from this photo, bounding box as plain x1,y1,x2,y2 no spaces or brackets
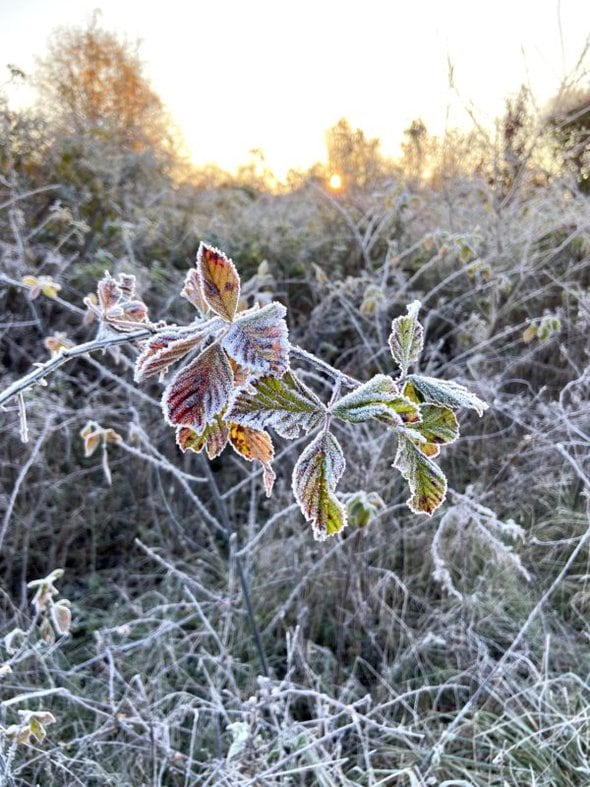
222,301,289,377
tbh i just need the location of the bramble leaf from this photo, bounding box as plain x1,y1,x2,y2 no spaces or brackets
228,372,325,438
229,423,276,496
162,343,233,432
389,300,423,375
292,431,347,540
332,374,420,426
221,302,289,377
176,415,229,459
405,375,488,416
134,326,209,382
181,267,209,316
394,436,447,515
197,243,240,322
410,404,459,457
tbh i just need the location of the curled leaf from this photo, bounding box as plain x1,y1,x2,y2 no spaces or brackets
229,423,276,496
293,431,347,540
176,416,229,459
181,267,209,316
197,243,240,322
394,436,447,516
162,344,233,432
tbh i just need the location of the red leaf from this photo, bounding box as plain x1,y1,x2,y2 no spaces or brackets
197,243,240,322
134,326,208,382
162,344,233,432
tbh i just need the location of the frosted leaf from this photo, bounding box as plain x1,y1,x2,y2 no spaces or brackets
332,374,420,426
134,326,209,382
410,404,459,458
394,436,447,516
162,344,233,432
406,375,488,416
292,431,347,540
227,372,325,438
389,300,424,375
181,267,209,316
229,423,276,497
221,302,289,377
176,416,229,459
197,243,240,322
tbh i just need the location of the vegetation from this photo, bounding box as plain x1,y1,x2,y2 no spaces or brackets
1,18,590,787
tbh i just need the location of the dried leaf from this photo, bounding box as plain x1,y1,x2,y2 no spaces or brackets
197,243,240,322
162,343,233,432
221,302,289,377
292,431,347,540
228,372,325,438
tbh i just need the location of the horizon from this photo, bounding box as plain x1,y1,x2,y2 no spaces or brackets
1,0,588,180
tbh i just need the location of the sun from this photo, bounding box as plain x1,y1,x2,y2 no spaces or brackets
328,173,342,190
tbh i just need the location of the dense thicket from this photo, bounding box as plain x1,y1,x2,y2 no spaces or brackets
1,24,590,786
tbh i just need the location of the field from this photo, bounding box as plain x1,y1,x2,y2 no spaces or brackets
1,43,590,786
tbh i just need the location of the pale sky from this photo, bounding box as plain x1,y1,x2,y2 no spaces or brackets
1,0,588,179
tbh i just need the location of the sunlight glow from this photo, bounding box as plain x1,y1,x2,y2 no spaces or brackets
328,173,342,191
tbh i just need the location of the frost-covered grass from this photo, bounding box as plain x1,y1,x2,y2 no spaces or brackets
1,143,590,785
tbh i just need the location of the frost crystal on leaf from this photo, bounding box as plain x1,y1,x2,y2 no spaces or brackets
134,326,209,382
229,423,276,496
394,436,447,516
221,302,289,377
197,243,240,322
292,431,347,540
409,404,459,458
162,343,233,432
181,267,209,316
405,375,488,416
228,372,325,438
176,416,229,459
389,300,424,376
332,374,420,425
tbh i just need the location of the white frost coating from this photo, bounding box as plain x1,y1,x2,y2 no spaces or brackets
332,374,401,424
221,301,289,377
292,431,347,540
408,375,488,416
388,301,425,375
227,372,324,438
393,436,447,516
161,344,233,432
134,326,208,383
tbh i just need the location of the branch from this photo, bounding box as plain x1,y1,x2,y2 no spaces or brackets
0,328,154,408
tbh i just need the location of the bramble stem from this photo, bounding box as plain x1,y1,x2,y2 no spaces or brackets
0,328,154,408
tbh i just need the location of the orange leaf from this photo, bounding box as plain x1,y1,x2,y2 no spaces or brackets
229,423,276,496
197,243,240,322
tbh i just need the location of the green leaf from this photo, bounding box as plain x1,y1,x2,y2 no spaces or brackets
332,374,420,426
292,432,347,540
394,436,447,516
388,301,424,375
405,375,488,416
176,415,229,459
227,372,325,438
410,404,459,457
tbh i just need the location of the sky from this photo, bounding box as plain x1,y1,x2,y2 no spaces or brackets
1,0,588,179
